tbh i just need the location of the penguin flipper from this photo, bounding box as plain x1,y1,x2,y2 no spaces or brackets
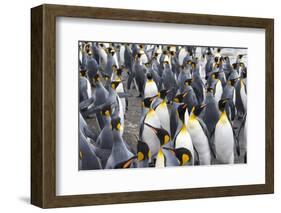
198,118,216,159
79,97,95,111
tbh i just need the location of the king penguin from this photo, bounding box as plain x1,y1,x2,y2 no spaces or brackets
144,72,159,98
214,99,239,164
173,104,194,165
151,89,171,135
187,104,214,165
105,117,136,169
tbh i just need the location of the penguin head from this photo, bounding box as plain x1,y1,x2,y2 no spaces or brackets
175,147,193,166
184,78,193,86
145,62,150,68
101,105,112,117
173,92,187,103
93,74,101,82
107,47,115,56
111,116,121,131
206,87,214,95
112,64,118,72
218,98,229,112
111,80,121,90
79,69,87,77
137,140,151,161
214,57,219,63
158,89,168,100
146,72,153,81
142,96,155,108
116,68,123,77
114,156,136,169
238,54,243,59
144,123,170,146
177,103,188,123
192,104,207,117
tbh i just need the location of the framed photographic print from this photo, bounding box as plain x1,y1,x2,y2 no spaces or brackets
31,4,274,208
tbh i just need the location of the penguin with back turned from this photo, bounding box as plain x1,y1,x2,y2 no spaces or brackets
105,117,136,169
202,87,220,135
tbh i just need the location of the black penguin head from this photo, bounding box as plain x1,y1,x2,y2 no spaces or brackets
184,78,193,86
218,98,229,112
173,92,187,103
224,56,230,62
142,96,155,108
217,48,221,53
101,104,112,117
206,87,214,95
145,62,150,67
93,74,100,82
175,147,193,166
144,123,170,146
238,54,243,59
214,57,219,63
111,117,121,131
137,53,142,58
177,103,188,123
114,156,136,169
137,140,151,161
116,68,123,77
146,72,153,80
192,104,207,116
79,69,87,77
159,89,168,99
111,80,121,90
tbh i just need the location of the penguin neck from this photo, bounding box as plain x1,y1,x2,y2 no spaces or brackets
103,116,111,127
219,111,229,124
189,113,197,122
112,130,124,146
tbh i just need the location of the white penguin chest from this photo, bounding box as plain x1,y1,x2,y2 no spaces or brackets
144,81,158,98
215,80,223,102
175,127,193,154
214,115,234,162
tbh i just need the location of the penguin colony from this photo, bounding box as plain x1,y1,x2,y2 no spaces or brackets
79,41,247,170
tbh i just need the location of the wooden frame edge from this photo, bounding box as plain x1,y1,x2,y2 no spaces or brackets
31,4,274,208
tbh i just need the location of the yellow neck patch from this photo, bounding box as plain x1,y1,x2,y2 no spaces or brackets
182,153,190,165
218,111,228,124
137,152,144,161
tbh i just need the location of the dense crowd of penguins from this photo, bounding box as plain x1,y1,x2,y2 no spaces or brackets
79,42,247,170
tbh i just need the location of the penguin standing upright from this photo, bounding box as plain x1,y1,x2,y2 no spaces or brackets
173,104,194,165
202,88,220,134
105,117,135,169
187,104,214,165
208,69,223,104
214,99,239,164
139,97,170,161
79,128,102,170
134,53,146,97
151,89,171,135
162,61,178,101
79,69,91,103
144,72,158,99
88,74,109,130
